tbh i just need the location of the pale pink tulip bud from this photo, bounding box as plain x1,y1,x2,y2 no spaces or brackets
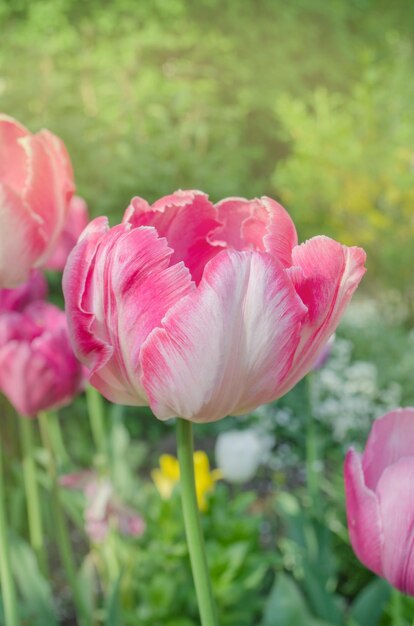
311,333,335,371
0,301,85,416
46,195,89,271
63,190,366,423
0,114,75,287
345,408,414,594
0,270,47,313
61,473,145,542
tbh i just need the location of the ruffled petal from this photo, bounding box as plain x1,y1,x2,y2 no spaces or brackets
63,220,194,405
277,236,366,395
141,249,306,422
376,457,414,594
362,408,414,491
210,196,298,267
124,190,221,283
344,449,383,577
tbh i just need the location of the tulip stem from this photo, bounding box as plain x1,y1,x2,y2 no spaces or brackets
18,417,48,576
0,440,19,626
305,374,320,516
86,386,107,464
38,412,89,626
176,419,219,626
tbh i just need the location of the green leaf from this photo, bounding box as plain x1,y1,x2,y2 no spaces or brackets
349,577,391,626
104,574,124,626
262,573,337,626
10,536,57,626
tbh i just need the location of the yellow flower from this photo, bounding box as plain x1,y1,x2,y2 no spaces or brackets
152,451,222,511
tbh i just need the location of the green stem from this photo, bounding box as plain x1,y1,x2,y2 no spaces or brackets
86,386,107,462
47,411,70,466
0,440,19,626
38,412,89,626
18,417,48,576
305,374,320,516
391,588,403,626
176,419,219,626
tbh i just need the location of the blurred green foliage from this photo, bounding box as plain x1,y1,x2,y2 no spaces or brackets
1,0,413,300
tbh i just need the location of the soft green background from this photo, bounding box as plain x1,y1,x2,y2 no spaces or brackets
1,0,414,300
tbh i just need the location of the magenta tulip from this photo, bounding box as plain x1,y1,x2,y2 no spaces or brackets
63,190,366,423
0,270,47,313
0,114,74,287
345,408,414,594
46,195,89,271
0,301,84,416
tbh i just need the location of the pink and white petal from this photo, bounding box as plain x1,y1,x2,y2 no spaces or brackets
261,196,298,267
376,457,414,594
210,196,298,268
362,408,414,491
344,449,383,577
0,183,43,287
277,236,366,396
211,198,261,250
0,114,29,192
141,250,307,423
94,226,195,404
20,130,74,261
63,217,113,373
64,221,195,405
124,190,221,283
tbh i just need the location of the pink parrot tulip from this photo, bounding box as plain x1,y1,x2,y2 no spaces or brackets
345,408,414,594
0,114,74,287
63,190,366,423
0,301,85,416
46,195,89,271
0,270,47,313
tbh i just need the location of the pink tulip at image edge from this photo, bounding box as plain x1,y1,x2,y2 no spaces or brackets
63,189,366,423
345,408,414,595
0,115,75,287
0,301,85,416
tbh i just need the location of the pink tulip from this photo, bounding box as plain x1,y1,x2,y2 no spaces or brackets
345,408,414,594
46,195,89,271
63,190,366,423
60,471,146,543
0,270,47,313
0,114,74,287
0,301,85,416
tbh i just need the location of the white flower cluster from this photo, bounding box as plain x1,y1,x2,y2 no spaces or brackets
311,337,401,446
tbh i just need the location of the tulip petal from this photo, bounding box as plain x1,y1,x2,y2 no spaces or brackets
210,196,298,267
64,220,195,405
0,184,44,286
124,190,221,283
141,250,307,422
376,457,414,594
20,130,74,262
277,236,366,395
344,449,383,577
46,195,89,270
362,408,414,491
0,114,29,192
261,196,298,266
